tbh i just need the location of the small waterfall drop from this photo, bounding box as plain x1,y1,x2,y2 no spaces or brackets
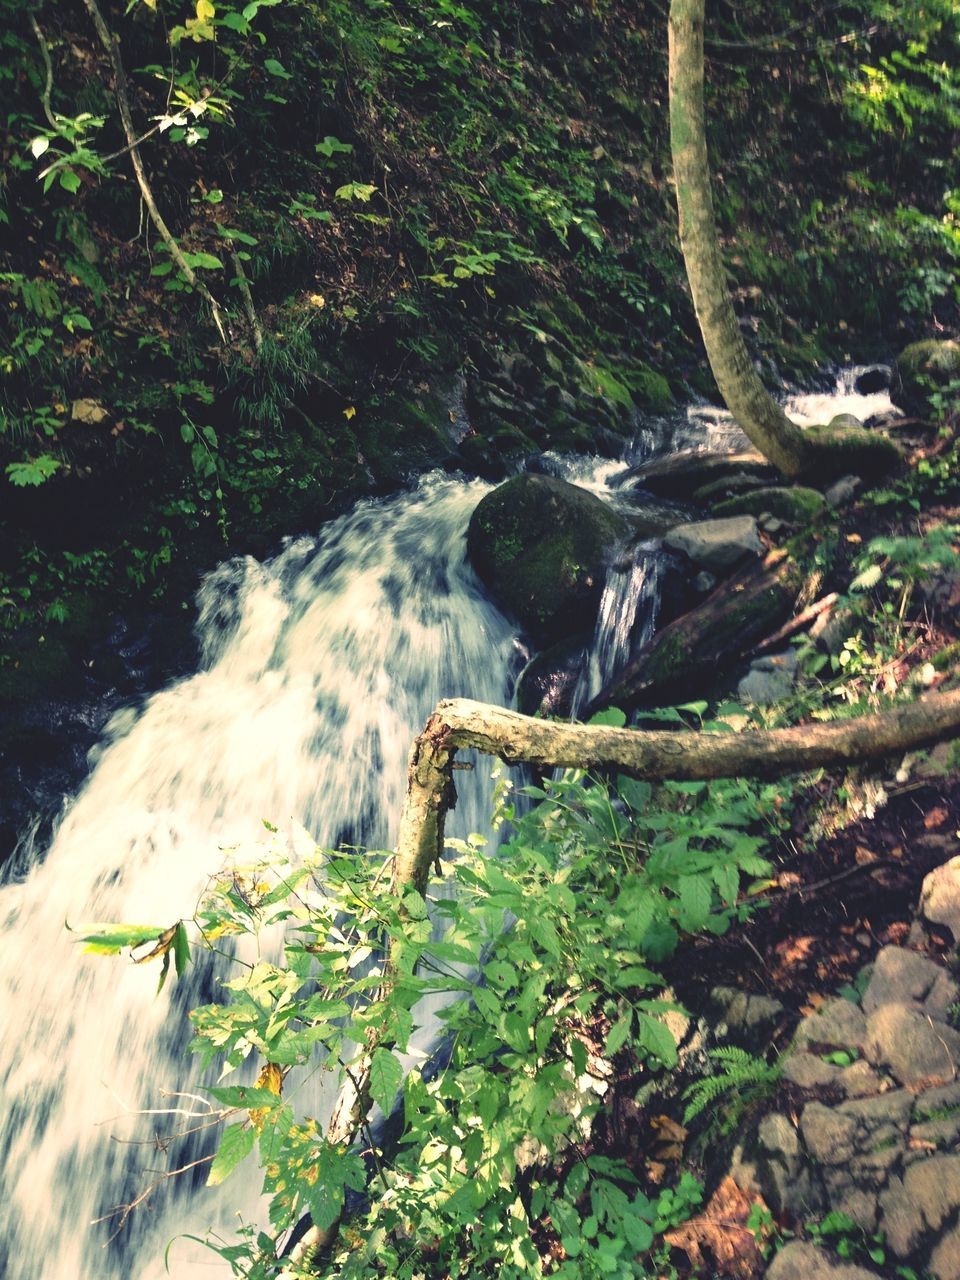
0,473,521,1280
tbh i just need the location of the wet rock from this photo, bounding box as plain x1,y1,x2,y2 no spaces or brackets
854,366,890,395
894,339,960,416
794,997,868,1054
738,649,798,706
613,449,775,501
467,474,627,642
861,945,952,1014
663,515,763,572
515,635,587,718
766,1241,881,1280
864,1002,960,1088
919,858,960,944
713,485,826,524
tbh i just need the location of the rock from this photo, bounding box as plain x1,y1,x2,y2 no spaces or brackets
794,997,868,1054
838,1060,884,1099
738,649,798,706
515,635,587,718
467,474,628,642
810,605,855,654
708,985,784,1049
918,568,960,621
692,570,717,594
782,1051,843,1090
854,366,890,395
713,485,826,524
904,1154,960,1234
765,1241,881,1280
663,515,763,572
827,412,866,432
919,858,960,944
801,1102,859,1165
824,475,861,508
929,1224,960,1280
864,1002,960,1087
894,339,960,416
861,946,949,1014
614,449,776,501
70,398,110,426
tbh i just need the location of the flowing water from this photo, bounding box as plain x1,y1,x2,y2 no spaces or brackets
0,365,898,1278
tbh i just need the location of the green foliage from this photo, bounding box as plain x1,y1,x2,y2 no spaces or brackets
681,1046,781,1129
78,732,788,1277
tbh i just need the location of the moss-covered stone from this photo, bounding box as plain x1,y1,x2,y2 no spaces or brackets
802,423,901,483
467,474,628,641
713,485,826,524
893,339,960,416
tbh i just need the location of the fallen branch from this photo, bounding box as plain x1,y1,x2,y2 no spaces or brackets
751,591,839,657
286,683,960,1271
81,0,228,344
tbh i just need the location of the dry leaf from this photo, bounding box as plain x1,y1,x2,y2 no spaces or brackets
664,1176,767,1278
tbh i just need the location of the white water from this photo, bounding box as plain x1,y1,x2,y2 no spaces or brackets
0,473,523,1280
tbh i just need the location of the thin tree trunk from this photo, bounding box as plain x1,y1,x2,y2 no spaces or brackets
82,0,228,344
668,0,809,476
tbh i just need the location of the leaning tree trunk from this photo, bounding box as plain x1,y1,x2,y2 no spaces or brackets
668,0,810,477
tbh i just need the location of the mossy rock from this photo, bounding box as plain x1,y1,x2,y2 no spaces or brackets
617,449,775,501
467,474,628,642
802,422,901,483
893,339,960,416
713,486,826,524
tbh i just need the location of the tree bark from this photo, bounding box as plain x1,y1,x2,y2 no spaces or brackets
668,0,810,476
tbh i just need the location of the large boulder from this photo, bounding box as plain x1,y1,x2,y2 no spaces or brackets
467,474,628,641
714,485,826,524
894,339,960,416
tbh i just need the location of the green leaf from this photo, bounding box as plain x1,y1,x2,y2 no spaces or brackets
70,922,166,954
334,182,377,203
173,922,191,977
264,57,292,79
180,251,224,270
6,455,62,487
220,227,259,246
369,1047,403,1115
676,874,712,932
206,1121,255,1185
589,707,626,727
207,1084,286,1109
605,1012,632,1056
315,135,353,157
636,1013,677,1067
59,169,81,194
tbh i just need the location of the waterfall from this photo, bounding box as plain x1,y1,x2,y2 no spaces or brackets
0,473,522,1280
573,543,663,714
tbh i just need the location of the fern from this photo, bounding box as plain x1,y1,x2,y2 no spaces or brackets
682,1046,781,1125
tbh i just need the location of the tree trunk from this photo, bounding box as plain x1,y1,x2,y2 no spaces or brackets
668,0,810,477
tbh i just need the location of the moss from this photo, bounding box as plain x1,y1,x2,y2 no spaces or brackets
894,339,960,415
803,423,901,483
466,474,627,641
713,486,826,524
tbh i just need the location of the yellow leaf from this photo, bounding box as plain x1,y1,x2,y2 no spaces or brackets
343,406,356,420
307,293,326,308
196,0,215,19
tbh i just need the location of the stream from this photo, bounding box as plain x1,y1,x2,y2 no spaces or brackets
0,366,896,1279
